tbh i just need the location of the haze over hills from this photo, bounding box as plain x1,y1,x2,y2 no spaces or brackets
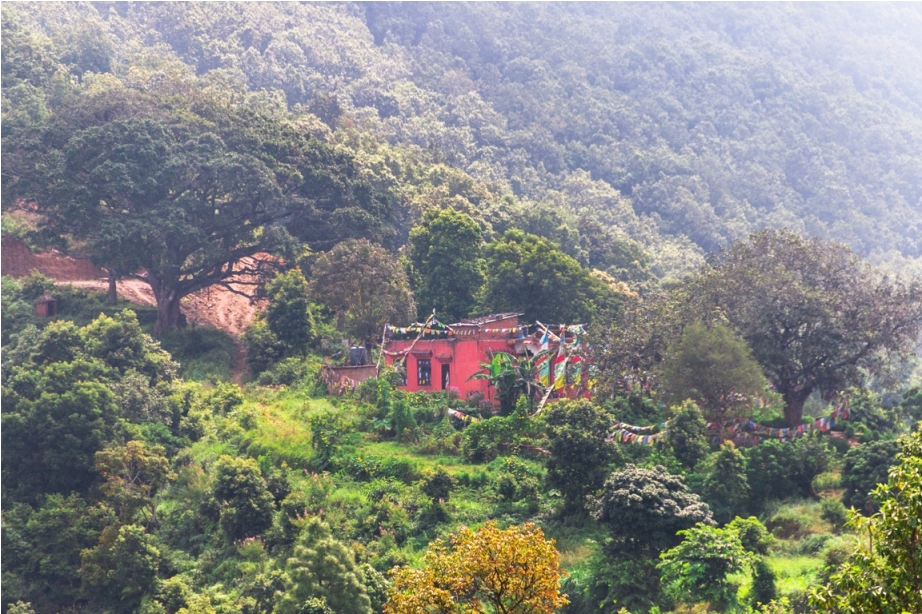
4,2,922,278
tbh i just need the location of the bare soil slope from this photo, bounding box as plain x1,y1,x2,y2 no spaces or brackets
2,237,262,335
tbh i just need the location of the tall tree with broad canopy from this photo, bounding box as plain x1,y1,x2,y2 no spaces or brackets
686,230,922,426
660,322,767,435
480,229,625,324
407,207,485,323
3,80,391,333
309,238,415,343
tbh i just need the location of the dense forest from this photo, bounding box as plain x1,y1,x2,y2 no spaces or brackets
3,3,922,614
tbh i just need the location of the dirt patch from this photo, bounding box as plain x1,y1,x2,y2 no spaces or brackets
2,237,105,281
6,236,265,336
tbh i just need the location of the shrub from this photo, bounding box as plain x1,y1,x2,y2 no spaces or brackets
492,456,541,504
819,497,849,532
701,442,750,524
841,439,899,514
544,399,620,512
242,320,286,376
420,468,454,503
667,400,710,470
751,558,778,608
727,516,773,555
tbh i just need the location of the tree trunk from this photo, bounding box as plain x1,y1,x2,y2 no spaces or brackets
782,386,811,427
106,269,118,305
153,292,184,334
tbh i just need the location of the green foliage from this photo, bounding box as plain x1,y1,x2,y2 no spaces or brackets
727,516,774,556
206,455,275,542
658,522,755,611
841,439,900,514
687,230,922,426
461,410,538,463
157,327,236,382
844,388,900,441
751,558,779,609
6,73,391,332
480,229,623,324
407,207,485,322
902,386,922,423
309,411,348,470
1,494,115,612
819,497,849,533
389,396,417,443
701,442,751,525
581,555,663,613
265,269,317,355
810,425,922,613
309,239,415,342
1,275,38,345
3,358,121,500
544,399,620,512
660,322,767,426
280,518,372,614
744,438,830,513
79,523,163,613
242,319,287,376
666,400,710,470
492,456,541,505
591,464,713,557
472,352,547,416
420,468,454,503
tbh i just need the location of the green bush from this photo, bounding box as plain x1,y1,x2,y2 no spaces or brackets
819,497,849,532
790,533,833,556
491,456,541,504
841,439,899,514
751,558,778,608
420,468,454,503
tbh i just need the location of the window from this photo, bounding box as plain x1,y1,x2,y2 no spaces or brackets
417,359,431,386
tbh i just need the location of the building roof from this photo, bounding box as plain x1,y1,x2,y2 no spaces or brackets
449,312,524,327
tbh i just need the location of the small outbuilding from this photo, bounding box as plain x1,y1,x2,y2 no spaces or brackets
35,293,58,317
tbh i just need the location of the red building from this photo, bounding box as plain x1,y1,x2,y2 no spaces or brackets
382,313,589,405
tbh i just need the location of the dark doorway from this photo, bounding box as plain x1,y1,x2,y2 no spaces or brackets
441,363,450,390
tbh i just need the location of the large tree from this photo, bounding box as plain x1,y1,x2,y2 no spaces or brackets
407,207,485,323
480,229,624,324
4,81,390,332
309,238,415,343
660,322,767,432
687,230,922,426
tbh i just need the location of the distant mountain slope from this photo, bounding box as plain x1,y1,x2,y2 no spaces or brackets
4,2,922,276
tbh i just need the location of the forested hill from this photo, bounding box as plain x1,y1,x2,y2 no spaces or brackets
4,2,922,277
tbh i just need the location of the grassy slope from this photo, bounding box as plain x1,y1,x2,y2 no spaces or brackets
180,375,845,607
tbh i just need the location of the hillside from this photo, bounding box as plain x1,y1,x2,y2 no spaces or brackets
3,4,922,614
4,2,922,277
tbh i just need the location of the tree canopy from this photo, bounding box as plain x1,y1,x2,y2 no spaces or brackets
480,229,623,324
385,521,568,614
407,208,485,323
687,230,922,426
309,238,415,342
4,77,390,332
